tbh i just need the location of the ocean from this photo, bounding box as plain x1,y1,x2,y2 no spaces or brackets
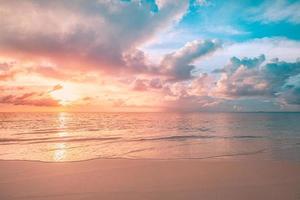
0,112,299,162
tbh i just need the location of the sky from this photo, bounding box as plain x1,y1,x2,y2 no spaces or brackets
0,0,300,112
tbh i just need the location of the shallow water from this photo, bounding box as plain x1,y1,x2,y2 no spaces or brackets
0,112,299,162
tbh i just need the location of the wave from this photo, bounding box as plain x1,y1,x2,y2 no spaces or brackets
13,126,101,136
134,135,264,141
231,135,264,139
0,134,265,145
135,135,215,141
197,127,211,132
0,136,122,144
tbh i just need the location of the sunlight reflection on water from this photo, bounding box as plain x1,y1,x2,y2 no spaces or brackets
53,113,68,161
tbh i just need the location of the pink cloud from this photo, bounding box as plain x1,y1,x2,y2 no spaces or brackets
0,92,60,107
49,84,63,93
0,0,189,76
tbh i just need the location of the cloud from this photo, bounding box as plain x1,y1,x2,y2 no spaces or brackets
160,39,221,81
0,0,189,75
0,86,25,91
0,92,60,107
189,73,214,96
49,84,63,92
149,78,163,89
32,66,68,80
277,71,300,105
205,25,249,36
247,0,300,24
214,54,300,104
0,60,20,81
198,38,300,74
132,79,148,91
0,60,15,69
1,1,299,112
130,77,163,91
280,86,300,105
162,95,221,112
0,69,18,81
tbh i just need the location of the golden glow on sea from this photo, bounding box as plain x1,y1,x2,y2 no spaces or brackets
53,113,68,161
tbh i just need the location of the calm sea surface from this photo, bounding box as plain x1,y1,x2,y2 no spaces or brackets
0,112,299,162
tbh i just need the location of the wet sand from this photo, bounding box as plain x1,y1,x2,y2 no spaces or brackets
0,159,300,200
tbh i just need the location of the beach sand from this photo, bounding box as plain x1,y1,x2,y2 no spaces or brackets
0,159,300,200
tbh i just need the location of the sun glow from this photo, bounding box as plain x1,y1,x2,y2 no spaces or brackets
50,85,79,106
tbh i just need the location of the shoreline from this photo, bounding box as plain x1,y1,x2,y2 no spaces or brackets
0,148,268,164
1,158,300,200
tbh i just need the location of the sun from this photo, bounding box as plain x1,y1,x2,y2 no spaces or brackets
50,85,79,106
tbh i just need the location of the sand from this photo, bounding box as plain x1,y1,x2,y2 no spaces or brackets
0,159,300,200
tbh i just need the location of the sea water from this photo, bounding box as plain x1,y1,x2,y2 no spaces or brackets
0,112,299,162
